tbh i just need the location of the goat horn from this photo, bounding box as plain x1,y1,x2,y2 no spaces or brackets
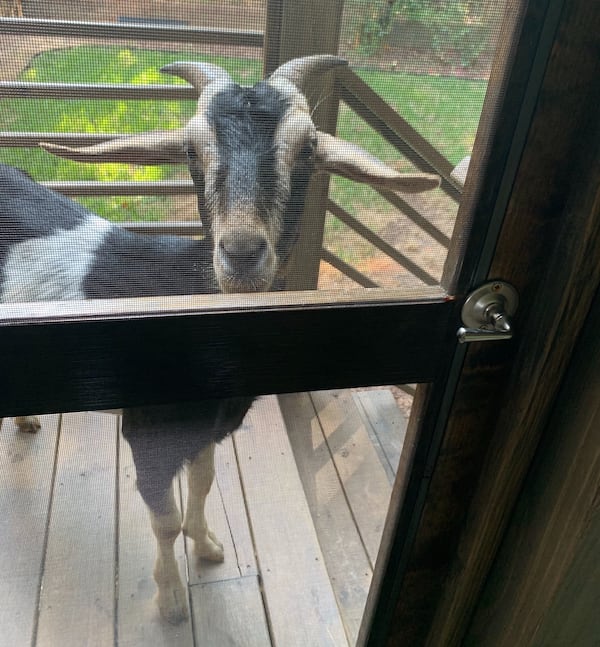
161,62,233,93
270,55,348,89
39,129,188,165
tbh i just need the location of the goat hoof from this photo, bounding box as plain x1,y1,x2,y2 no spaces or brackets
195,530,224,563
156,587,189,625
15,416,41,433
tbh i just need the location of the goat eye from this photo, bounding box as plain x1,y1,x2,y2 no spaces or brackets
299,141,315,162
185,145,198,161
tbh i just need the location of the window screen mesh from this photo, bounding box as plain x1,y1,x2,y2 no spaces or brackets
1,3,513,646
1,0,507,297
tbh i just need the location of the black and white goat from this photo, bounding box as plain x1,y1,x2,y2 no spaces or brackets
0,55,439,623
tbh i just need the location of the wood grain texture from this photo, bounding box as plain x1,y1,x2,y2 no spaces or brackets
36,412,117,647
364,1,600,645
234,396,348,647
279,392,373,644
310,390,393,565
426,1,600,643
0,415,60,647
465,287,600,646
353,389,408,483
0,299,452,417
190,577,271,647
277,0,344,290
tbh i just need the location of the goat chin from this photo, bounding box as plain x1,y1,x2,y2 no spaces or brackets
216,274,274,294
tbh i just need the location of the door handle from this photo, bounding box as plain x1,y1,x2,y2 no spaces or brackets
457,281,518,344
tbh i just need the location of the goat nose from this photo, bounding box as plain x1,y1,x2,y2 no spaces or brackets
219,233,268,271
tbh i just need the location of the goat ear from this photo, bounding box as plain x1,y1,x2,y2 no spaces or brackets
315,132,440,193
39,129,188,165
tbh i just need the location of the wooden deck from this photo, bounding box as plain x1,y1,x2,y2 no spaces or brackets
0,389,408,647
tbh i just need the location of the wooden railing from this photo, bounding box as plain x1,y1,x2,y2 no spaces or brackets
0,17,263,47
321,67,463,288
0,14,463,290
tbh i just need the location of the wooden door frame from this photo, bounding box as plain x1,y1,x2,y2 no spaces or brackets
360,0,600,644
465,259,600,646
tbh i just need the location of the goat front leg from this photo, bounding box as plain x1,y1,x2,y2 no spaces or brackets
148,484,189,624
182,442,224,568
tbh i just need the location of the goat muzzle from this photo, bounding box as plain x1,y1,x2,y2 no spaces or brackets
215,231,274,293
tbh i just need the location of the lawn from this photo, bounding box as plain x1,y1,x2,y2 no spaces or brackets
0,45,486,222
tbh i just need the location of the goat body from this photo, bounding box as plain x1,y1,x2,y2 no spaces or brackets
0,165,213,299
1,55,440,624
0,163,252,621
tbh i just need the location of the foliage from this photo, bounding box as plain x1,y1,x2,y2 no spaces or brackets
346,0,501,67
346,0,397,56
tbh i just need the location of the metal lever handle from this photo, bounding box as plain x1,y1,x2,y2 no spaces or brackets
457,327,511,343
457,282,518,344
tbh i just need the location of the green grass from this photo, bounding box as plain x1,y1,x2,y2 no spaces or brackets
0,45,486,221
329,67,486,212
0,46,261,221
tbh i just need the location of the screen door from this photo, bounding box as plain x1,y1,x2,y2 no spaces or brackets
0,1,541,645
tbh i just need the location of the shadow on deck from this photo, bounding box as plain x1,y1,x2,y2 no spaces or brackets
0,389,409,647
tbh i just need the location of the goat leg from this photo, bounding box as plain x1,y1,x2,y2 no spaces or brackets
182,441,224,567
14,415,42,433
148,484,189,624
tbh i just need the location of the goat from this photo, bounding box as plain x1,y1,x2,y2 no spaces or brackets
0,55,440,624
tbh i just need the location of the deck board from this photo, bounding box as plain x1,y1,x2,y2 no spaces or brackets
0,415,60,647
234,396,349,647
279,392,373,645
0,388,407,646
190,576,271,646
353,389,408,482
36,412,118,647
310,390,394,565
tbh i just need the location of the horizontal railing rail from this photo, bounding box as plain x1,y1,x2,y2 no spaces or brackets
0,81,197,100
122,222,203,236
1,132,154,147
42,180,195,196
0,17,263,47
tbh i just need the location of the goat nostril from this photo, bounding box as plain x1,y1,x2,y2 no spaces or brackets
219,235,268,270
256,238,267,256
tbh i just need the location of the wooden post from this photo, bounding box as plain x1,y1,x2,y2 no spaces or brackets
263,0,345,290
0,0,22,17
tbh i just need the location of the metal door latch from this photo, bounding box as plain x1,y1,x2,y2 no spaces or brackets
457,281,518,344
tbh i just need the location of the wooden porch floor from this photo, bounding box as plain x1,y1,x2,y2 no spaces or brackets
0,389,408,647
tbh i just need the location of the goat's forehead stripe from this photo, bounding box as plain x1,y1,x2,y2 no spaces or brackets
197,83,294,236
